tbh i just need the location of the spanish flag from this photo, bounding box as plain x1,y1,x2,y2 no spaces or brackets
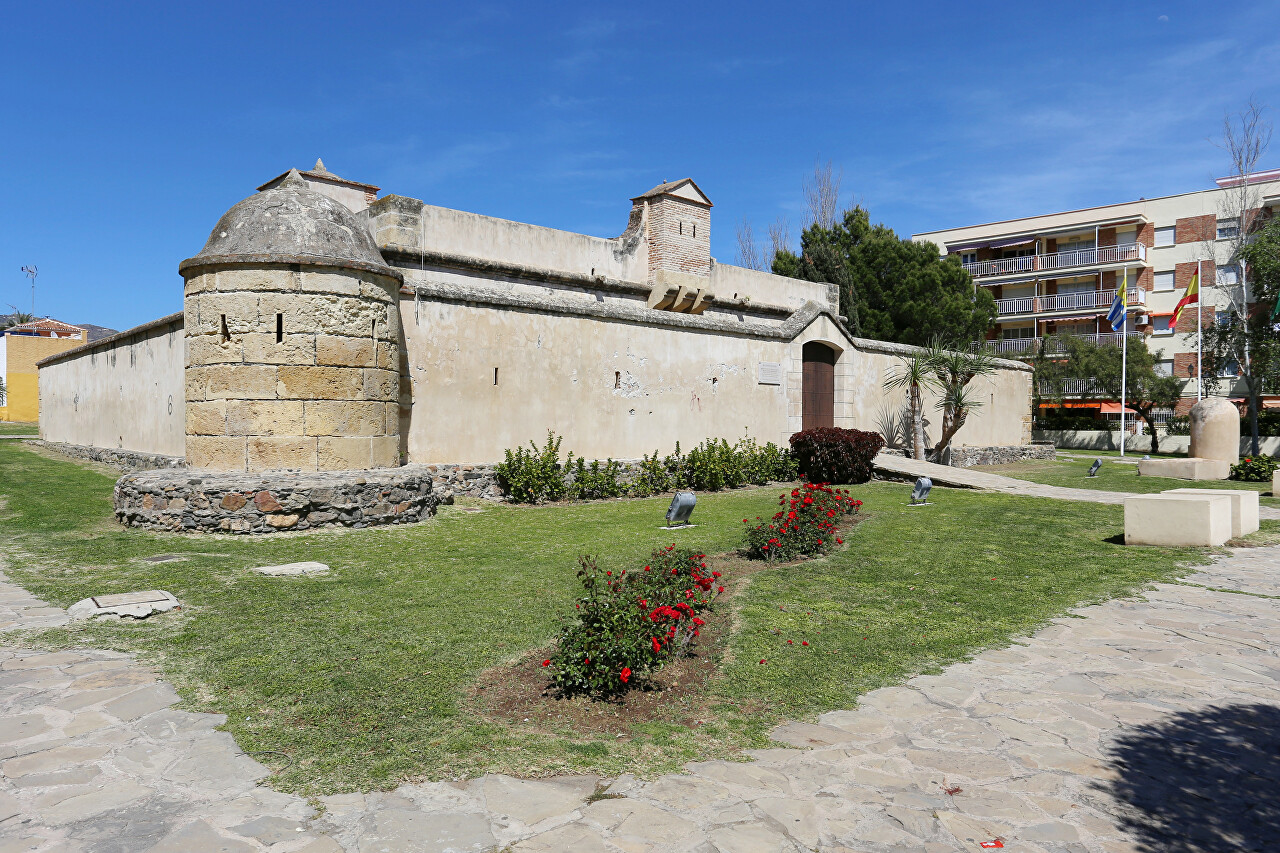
1171,268,1200,328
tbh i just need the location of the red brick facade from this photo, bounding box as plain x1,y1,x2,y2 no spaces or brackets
640,194,711,282
1173,260,1216,333
1175,214,1215,244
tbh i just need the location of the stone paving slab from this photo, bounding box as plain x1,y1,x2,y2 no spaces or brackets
4,542,1280,851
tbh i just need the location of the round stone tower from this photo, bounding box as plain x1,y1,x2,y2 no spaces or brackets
178,170,403,472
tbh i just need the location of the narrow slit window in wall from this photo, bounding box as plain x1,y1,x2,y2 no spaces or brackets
219,314,229,343
615,371,621,388
276,313,283,343
692,223,697,239
494,367,499,386
678,221,683,235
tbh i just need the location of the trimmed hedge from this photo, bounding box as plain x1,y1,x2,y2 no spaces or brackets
788,427,885,485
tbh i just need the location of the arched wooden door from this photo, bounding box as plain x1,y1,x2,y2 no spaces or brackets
802,342,836,430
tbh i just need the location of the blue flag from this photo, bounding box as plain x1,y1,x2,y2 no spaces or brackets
1106,268,1128,332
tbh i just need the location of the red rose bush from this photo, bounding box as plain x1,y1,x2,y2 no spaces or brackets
546,545,723,697
742,483,861,561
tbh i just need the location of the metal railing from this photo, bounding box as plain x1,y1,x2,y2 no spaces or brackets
994,288,1147,316
964,243,1147,278
975,331,1144,357
1038,378,1103,396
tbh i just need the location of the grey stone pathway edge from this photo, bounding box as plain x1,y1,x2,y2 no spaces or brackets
4,546,1280,850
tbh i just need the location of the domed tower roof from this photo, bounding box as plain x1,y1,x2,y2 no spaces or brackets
179,170,399,279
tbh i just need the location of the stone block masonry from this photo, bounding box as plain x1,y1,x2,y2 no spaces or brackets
115,466,444,534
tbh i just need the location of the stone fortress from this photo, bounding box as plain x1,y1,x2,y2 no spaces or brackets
37,160,1037,533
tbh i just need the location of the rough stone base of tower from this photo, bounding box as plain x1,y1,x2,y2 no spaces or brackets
114,466,446,534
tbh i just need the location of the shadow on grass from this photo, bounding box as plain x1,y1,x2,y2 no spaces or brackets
1105,703,1280,851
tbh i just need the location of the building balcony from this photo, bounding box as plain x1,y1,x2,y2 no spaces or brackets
1037,378,1104,396
974,331,1144,357
994,287,1146,317
964,242,1147,279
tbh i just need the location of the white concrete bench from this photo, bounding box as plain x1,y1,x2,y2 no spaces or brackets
1137,457,1231,481
1163,488,1259,539
1124,493,1234,547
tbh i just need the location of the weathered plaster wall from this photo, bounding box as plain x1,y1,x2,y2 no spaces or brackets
37,315,185,455
398,291,1032,464
370,198,649,283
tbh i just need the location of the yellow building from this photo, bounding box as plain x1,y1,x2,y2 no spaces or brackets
1,319,88,423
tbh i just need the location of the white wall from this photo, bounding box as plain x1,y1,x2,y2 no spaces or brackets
38,315,186,457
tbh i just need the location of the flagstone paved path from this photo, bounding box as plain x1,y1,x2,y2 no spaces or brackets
3,544,1280,851
874,453,1280,519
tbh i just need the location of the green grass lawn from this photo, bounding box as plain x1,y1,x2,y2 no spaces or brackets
0,442,1217,795
976,456,1278,506
0,422,38,435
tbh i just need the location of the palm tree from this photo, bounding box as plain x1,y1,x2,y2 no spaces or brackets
884,353,935,460
2,306,34,330
927,344,998,458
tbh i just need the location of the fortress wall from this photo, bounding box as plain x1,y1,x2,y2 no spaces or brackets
37,313,186,456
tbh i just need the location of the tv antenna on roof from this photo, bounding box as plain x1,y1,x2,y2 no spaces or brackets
20,266,37,316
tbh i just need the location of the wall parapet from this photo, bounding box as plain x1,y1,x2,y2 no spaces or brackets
36,313,184,369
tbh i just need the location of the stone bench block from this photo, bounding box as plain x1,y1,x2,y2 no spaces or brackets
1163,488,1259,538
1124,494,1233,547
1137,457,1231,481
1273,470,1279,497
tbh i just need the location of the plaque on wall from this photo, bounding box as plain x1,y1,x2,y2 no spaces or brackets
757,362,783,385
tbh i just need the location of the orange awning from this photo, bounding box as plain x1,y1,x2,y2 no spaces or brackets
1099,402,1137,415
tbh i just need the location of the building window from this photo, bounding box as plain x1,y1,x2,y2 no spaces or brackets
1217,264,1240,286
1153,316,1173,335
1217,220,1239,240
960,252,976,265
1155,359,1174,377
1218,360,1240,378
1154,271,1175,291
1000,326,1035,340
1154,226,1176,247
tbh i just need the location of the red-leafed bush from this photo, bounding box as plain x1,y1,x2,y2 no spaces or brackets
788,427,884,484
743,483,862,561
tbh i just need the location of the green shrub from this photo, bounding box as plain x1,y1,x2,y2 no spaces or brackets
1229,455,1279,482
568,457,624,500
737,437,798,485
678,438,743,491
495,431,571,503
498,433,797,502
546,547,722,697
743,483,862,561
1165,415,1190,436
788,427,884,484
627,451,673,497
1241,411,1280,437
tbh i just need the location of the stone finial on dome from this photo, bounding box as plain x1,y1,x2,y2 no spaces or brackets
313,157,331,174
278,168,308,189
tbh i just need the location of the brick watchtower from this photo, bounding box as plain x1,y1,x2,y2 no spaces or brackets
178,170,403,472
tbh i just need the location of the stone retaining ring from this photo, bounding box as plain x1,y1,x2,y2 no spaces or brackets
113,465,448,534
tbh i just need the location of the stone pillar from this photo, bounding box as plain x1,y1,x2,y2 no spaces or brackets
1189,397,1240,465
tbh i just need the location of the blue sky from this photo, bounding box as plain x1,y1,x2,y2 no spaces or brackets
4,1,1279,332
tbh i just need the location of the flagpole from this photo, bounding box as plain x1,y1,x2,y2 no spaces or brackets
1197,259,1203,402
1120,278,1128,458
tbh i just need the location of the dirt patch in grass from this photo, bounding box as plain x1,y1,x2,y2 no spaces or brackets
469,551,776,736
467,534,857,739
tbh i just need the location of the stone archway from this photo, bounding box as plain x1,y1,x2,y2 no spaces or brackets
802,341,836,431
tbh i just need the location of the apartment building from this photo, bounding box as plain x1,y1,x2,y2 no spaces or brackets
914,170,1280,415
